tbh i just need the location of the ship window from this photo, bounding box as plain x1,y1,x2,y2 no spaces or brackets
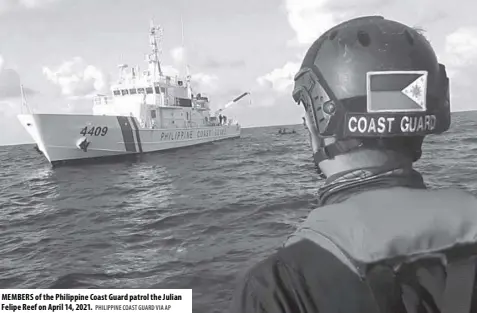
121,89,128,95
155,86,160,94
138,88,145,94
146,87,153,94
151,110,156,118
129,89,137,94
113,90,120,96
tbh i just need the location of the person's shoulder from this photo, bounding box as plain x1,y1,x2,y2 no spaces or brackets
241,238,337,278
234,247,286,291
241,239,316,281
229,244,301,313
229,239,331,313
228,249,280,312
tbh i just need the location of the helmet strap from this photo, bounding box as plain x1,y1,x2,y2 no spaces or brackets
313,138,363,165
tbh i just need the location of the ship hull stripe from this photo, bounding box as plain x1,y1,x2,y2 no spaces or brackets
129,117,143,153
117,116,137,152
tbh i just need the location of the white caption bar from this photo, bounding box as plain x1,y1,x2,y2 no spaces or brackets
0,289,192,313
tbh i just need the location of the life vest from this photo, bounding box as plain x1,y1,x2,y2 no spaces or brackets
285,187,477,313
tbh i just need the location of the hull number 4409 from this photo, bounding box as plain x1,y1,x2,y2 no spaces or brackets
80,126,108,136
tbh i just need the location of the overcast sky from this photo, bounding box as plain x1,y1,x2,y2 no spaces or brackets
1,0,476,145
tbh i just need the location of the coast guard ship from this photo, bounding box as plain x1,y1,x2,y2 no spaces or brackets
18,21,248,166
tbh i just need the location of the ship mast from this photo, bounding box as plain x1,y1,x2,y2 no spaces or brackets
181,15,190,83
180,15,193,100
148,20,163,79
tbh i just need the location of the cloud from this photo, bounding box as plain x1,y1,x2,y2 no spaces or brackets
0,69,36,98
252,60,301,110
161,65,180,77
42,57,110,99
191,72,218,92
441,27,477,111
283,0,392,46
170,46,185,64
282,0,474,47
284,0,336,46
0,54,36,99
444,27,477,69
24,0,61,8
256,61,299,94
0,0,61,13
18,0,59,8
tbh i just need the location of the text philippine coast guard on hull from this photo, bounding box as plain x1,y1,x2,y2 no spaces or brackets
2,293,183,302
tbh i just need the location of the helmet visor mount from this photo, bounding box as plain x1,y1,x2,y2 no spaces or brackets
293,68,336,139
293,67,356,162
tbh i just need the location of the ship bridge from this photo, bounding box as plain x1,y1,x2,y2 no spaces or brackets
91,21,231,130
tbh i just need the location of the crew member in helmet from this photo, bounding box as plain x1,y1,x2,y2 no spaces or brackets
229,16,477,313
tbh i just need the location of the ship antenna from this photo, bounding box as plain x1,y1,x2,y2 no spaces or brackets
181,15,185,49
181,15,192,93
149,19,163,78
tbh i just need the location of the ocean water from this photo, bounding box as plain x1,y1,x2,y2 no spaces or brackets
1,112,477,312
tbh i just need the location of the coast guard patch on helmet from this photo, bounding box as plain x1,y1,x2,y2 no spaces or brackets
366,71,428,113
343,70,437,137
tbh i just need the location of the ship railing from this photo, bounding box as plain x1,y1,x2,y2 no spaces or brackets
203,119,237,127
116,75,188,89
150,75,188,87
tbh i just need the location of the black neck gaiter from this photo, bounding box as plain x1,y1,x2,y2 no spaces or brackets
318,166,427,206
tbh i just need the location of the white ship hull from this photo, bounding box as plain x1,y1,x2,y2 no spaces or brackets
18,113,241,165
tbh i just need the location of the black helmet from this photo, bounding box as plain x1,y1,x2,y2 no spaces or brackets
292,16,450,171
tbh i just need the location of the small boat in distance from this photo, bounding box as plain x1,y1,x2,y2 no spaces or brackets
278,128,296,135
18,21,249,166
